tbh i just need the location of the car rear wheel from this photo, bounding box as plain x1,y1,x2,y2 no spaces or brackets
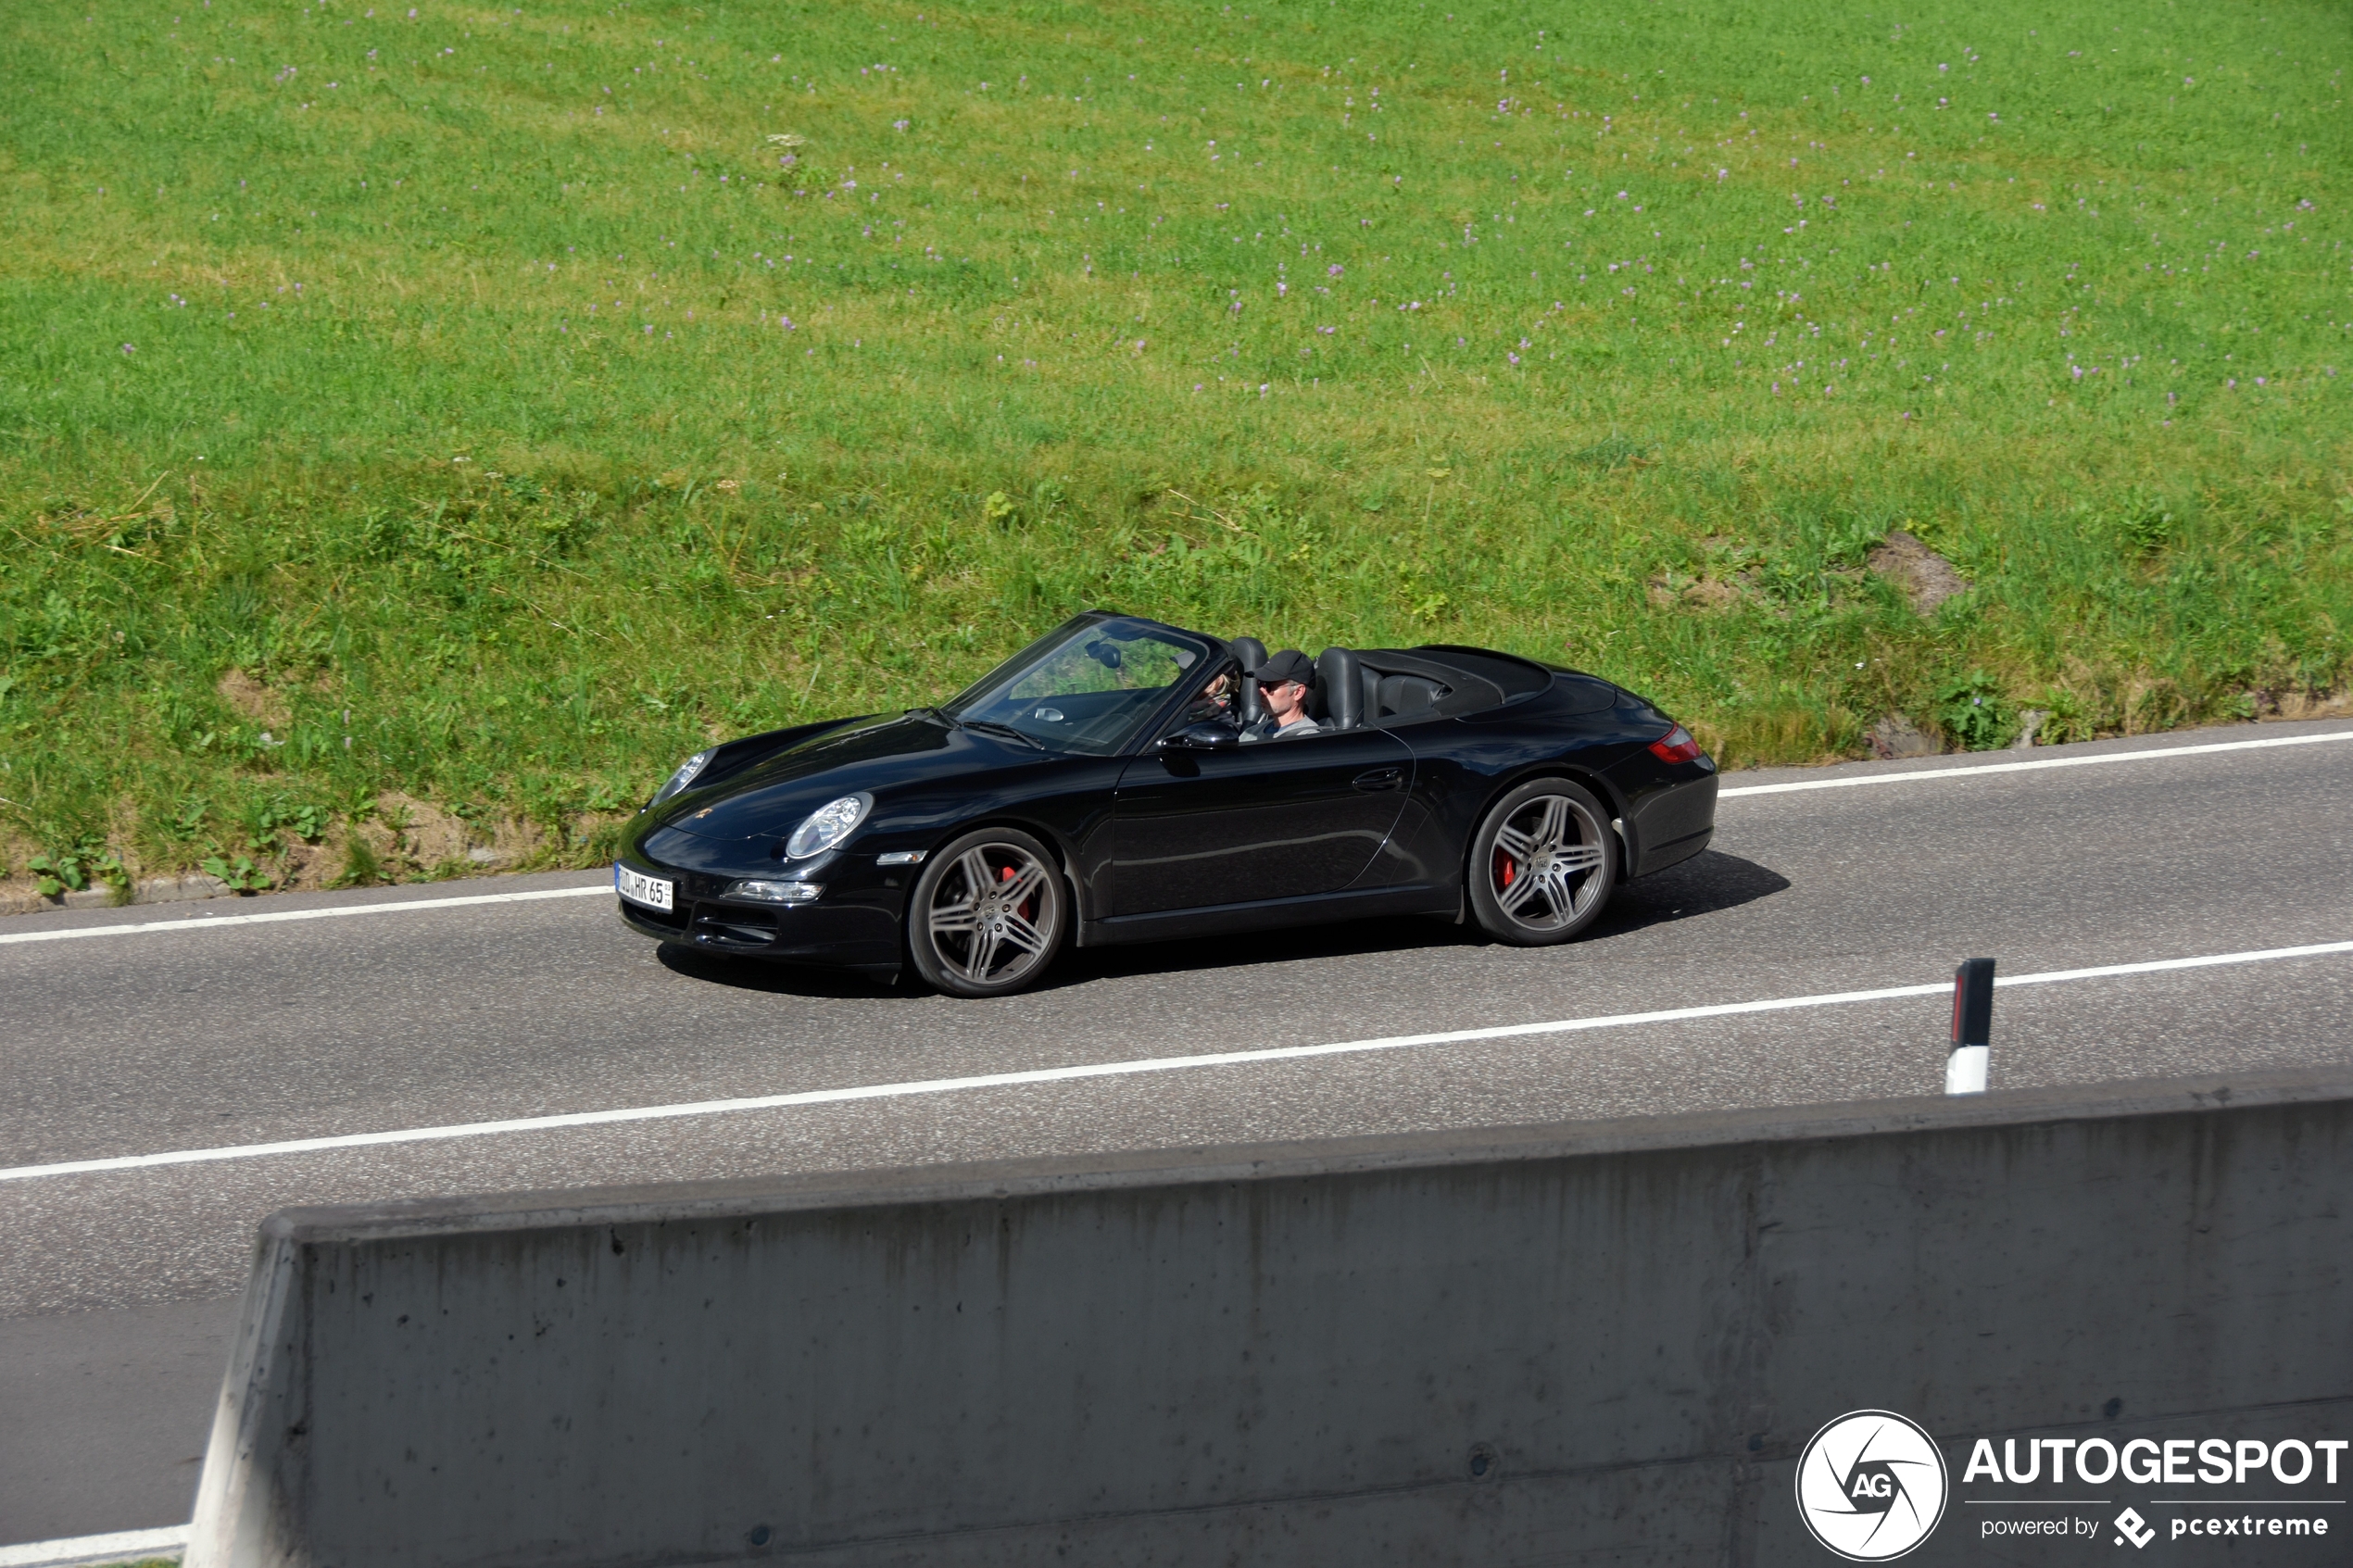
907,828,1068,997
1466,778,1616,946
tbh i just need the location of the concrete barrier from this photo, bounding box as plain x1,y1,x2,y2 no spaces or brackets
187,1069,2353,1567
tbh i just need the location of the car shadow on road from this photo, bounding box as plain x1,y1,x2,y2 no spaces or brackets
660,848,1791,1000
1038,849,1789,990
653,913,1472,999
644,850,1779,1001
656,944,905,998
1585,848,1792,942
1050,912,1470,988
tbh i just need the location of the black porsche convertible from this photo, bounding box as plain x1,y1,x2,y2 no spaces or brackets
613,611,1718,996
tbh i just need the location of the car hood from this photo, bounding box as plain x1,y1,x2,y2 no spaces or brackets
644,710,1025,843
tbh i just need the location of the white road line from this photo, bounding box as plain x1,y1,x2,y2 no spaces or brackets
0,1526,187,1568
4,939,2347,1186
1718,727,2353,797
0,883,610,947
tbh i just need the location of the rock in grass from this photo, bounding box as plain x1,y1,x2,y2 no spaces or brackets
135,873,233,904
1869,714,1941,759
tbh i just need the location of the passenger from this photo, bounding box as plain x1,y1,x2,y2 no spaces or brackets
1245,649,1324,741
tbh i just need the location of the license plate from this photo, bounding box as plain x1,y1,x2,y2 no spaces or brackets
614,863,673,911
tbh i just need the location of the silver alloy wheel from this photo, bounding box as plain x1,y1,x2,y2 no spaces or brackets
925,842,1057,988
1487,791,1608,932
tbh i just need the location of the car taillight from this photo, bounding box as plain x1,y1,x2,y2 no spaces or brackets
1648,725,1705,765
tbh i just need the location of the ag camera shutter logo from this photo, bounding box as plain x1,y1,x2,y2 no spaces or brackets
1794,1410,1950,1561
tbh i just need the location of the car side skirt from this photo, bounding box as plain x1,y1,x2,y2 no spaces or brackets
1080,882,1458,947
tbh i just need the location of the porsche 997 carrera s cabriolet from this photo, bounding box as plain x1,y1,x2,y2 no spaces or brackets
614,612,1718,996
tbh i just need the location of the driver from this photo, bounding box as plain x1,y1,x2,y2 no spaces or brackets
1173,669,1239,734
1244,649,1324,741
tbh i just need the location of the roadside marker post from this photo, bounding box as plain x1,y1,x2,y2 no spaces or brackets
1945,958,1995,1095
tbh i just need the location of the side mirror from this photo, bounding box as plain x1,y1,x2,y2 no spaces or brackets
1162,721,1241,752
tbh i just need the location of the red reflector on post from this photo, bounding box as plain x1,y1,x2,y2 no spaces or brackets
1648,725,1704,765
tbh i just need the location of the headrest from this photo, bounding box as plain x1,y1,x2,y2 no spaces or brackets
1228,636,1270,725
1315,647,1364,730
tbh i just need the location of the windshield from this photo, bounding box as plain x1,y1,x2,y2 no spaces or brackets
941,615,1213,755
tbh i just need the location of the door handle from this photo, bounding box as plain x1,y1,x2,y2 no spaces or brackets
1352,767,1404,792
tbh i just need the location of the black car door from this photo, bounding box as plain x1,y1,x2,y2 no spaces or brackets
1109,728,1416,916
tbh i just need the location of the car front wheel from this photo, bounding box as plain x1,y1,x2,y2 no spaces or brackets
907,828,1068,997
1466,778,1617,946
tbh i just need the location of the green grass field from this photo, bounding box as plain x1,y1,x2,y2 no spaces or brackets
4,0,2349,891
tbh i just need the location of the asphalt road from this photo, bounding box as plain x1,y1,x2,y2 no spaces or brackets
5,719,2352,1546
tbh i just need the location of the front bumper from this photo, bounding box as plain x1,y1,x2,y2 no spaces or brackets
613,851,905,971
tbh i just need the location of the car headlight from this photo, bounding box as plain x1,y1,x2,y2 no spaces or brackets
649,748,716,809
785,793,872,859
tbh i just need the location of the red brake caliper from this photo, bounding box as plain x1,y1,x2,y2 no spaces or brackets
1496,850,1516,887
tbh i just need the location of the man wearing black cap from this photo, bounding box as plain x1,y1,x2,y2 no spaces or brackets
1244,648,1324,742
